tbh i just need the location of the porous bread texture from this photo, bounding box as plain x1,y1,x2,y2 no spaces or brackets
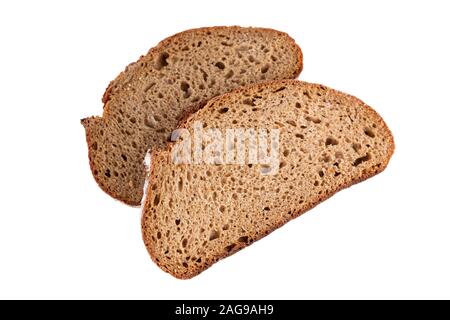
81,26,303,205
142,80,395,279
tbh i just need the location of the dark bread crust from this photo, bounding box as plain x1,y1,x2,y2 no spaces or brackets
142,79,395,279
82,26,303,206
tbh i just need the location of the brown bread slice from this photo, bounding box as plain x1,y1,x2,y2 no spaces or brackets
142,80,394,279
81,27,303,205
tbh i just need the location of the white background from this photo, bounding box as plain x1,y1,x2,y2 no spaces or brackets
0,0,449,299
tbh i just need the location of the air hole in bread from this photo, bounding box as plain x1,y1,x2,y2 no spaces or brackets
225,244,236,252
319,170,324,178
325,137,339,146
353,153,371,167
180,82,189,91
295,102,301,109
273,86,286,93
214,62,225,70
243,98,255,106
105,169,111,178
180,82,191,98
305,116,321,124
153,194,160,206
219,205,226,213
178,178,183,191
295,133,304,139
155,52,169,70
238,236,249,243
209,230,220,241
261,64,270,74
225,70,234,79
182,238,188,248
352,143,362,152
218,107,229,114
237,44,250,51
144,115,157,128
364,128,375,138
303,91,312,99
223,224,230,231
91,142,98,150
200,69,208,82
286,120,297,127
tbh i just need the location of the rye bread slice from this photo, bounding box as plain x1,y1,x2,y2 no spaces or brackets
142,80,395,279
81,27,303,205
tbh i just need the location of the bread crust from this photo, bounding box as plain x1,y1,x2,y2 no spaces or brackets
82,27,303,205
142,79,395,279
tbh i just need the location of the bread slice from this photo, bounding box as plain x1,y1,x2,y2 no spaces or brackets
81,27,303,205
141,79,394,279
